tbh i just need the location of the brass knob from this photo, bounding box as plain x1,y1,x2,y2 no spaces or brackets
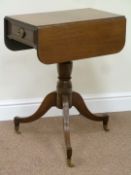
16,28,25,38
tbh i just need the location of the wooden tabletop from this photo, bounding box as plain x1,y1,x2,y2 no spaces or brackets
5,8,126,64
8,8,120,27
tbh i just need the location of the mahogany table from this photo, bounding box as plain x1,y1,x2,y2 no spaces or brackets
4,8,126,167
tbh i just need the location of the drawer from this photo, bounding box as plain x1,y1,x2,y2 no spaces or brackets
7,20,36,48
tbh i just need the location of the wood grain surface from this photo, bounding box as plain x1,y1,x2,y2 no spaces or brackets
37,17,126,64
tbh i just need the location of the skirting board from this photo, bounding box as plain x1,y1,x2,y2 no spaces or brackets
0,93,131,121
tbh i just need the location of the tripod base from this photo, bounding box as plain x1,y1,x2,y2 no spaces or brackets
14,62,109,167
14,91,109,167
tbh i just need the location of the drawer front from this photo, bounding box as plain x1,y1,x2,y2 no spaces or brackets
7,20,36,48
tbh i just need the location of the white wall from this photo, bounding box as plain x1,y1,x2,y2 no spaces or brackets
73,0,131,95
0,0,81,100
0,0,131,120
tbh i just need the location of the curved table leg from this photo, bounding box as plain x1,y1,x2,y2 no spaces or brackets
62,95,74,167
72,91,109,131
14,91,57,133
